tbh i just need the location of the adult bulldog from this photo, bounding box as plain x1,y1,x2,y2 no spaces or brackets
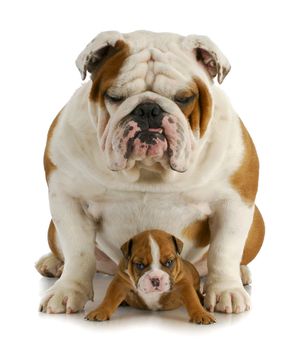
36,31,265,315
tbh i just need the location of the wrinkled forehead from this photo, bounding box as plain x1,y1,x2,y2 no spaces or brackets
131,231,176,263
131,234,153,263
109,35,205,97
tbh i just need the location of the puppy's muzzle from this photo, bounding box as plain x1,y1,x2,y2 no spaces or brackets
150,277,160,288
137,269,171,294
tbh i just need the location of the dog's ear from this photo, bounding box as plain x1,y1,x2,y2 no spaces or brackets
172,235,183,255
183,35,231,84
76,31,124,80
121,239,133,259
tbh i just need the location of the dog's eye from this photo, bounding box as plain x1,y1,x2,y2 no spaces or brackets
164,260,174,268
174,95,195,104
105,93,124,103
135,262,145,270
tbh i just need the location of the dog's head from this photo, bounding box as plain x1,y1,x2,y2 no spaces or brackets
76,31,230,173
120,230,184,295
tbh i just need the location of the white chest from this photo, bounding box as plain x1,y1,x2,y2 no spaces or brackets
137,290,163,311
83,190,211,264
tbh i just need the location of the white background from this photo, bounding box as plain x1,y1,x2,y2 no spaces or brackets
1,0,297,349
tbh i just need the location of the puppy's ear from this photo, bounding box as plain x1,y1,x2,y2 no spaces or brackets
121,239,133,259
183,35,231,84
76,31,124,80
172,236,183,255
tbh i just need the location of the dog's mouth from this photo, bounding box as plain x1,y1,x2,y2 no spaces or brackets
107,114,191,172
125,128,168,160
136,273,173,295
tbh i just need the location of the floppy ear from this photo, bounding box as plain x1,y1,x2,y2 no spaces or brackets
76,31,124,80
121,239,133,259
183,35,231,84
172,235,183,255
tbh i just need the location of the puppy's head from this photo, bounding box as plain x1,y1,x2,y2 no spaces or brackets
120,230,183,295
76,31,230,173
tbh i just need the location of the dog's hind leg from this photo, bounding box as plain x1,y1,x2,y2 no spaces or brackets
35,220,64,278
240,265,252,286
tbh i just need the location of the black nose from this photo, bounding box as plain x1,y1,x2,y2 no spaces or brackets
132,103,163,129
151,278,160,287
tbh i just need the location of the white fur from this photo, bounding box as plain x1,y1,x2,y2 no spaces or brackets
204,201,254,313
39,31,255,314
136,236,170,310
40,185,96,313
149,236,161,270
136,290,163,311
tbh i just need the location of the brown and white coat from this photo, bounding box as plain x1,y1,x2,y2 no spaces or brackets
37,30,264,315
86,230,216,325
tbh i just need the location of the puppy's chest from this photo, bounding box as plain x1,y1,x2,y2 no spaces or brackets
127,290,164,311
126,287,183,311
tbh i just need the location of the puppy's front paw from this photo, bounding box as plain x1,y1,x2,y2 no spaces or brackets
190,310,216,325
205,280,251,314
85,307,110,321
40,279,93,314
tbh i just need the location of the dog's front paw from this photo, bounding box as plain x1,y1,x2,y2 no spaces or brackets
189,310,216,325
85,307,110,321
204,280,251,314
40,279,93,314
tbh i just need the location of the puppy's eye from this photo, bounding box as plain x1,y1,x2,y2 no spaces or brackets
135,263,145,270
174,95,195,104
105,93,124,103
164,260,174,268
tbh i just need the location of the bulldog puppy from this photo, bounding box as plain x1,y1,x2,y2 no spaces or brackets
86,230,215,325
37,31,265,315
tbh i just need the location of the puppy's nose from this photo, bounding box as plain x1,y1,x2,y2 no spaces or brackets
150,277,160,288
132,103,163,129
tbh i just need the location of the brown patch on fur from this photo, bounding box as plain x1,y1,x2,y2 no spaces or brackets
47,220,63,260
175,87,197,118
178,79,212,137
196,79,213,137
189,98,200,132
182,218,210,248
123,290,149,310
89,40,130,106
178,96,200,132
230,119,259,204
241,206,265,265
44,111,61,182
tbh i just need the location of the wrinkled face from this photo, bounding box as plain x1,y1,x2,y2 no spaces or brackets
121,230,183,295
88,38,213,173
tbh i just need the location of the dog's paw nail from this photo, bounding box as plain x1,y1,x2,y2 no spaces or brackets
66,307,74,314
225,306,232,314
